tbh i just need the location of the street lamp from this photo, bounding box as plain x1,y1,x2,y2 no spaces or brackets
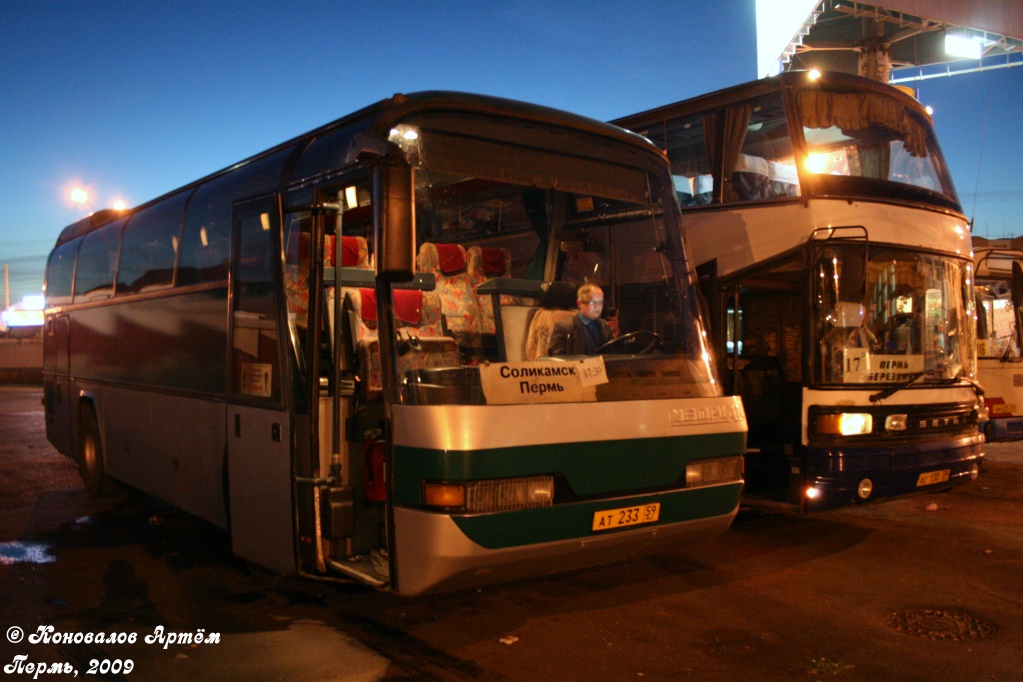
70,186,93,214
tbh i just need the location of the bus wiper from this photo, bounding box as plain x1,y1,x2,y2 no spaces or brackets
935,366,986,398
869,371,929,403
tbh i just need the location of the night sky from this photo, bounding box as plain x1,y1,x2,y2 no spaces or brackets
1,1,1020,304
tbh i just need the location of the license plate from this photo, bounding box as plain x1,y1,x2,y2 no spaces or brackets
592,503,660,532
916,469,951,486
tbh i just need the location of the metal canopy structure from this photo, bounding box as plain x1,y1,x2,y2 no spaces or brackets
758,0,1023,83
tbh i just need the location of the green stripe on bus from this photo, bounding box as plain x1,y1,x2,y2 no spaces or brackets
393,431,745,506
448,483,742,549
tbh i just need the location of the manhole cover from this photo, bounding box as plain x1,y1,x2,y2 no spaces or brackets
885,608,996,641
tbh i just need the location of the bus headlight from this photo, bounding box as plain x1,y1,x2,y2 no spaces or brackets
686,456,743,488
817,412,873,436
424,476,554,513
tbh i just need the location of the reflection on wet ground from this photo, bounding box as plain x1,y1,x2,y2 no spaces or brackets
0,540,55,565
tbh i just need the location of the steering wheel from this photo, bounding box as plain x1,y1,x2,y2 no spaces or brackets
597,330,661,355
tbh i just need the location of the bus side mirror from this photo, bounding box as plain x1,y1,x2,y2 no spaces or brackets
1012,261,1023,309
374,162,416,282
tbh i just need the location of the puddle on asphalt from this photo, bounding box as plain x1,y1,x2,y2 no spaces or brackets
0,541,56,565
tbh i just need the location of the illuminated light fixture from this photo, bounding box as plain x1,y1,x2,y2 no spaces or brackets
345,185,359,209
805,486,821,500
944,33,983,60
805,152,829,174
388,125,420,143
423,482,466,509
111,199,128,211
260,212,271,231
807,68,822,80
925,105,934,116
885,414,908,431
1,295,45,327
857,478,874,500
817,412,873,436
424,476,554,513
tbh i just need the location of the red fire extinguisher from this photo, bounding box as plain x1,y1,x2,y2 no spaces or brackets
364,438,387,502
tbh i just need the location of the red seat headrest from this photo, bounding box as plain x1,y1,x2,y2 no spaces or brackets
480,247,506,276
357,288,423,325
434,243,466,275
340,236,363,267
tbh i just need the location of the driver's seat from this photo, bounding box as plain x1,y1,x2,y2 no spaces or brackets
524,309,576,361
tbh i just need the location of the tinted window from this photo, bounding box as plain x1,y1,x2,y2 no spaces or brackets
117,191,190,294
73,219,125,302
292,121,371,182
178,146,295,286
45,239,80,306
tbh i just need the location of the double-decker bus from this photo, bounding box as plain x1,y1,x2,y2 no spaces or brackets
614,71,984,512
42,92,746,595
972,237,1023,440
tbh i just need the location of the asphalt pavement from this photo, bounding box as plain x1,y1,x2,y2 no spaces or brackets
2,386,1022,681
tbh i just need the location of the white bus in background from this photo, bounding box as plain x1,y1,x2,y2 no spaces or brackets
615,70,985,511
972,237,1023,440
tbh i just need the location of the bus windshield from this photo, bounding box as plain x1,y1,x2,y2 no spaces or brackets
811,242,975,386
976,274,1021,359
292,116,719,407
797,84,958,201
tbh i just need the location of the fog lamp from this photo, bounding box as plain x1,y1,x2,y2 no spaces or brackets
885,414,907,431
686,456,743,488
857,478,874,499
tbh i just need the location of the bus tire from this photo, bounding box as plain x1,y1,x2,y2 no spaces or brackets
78,406,116,497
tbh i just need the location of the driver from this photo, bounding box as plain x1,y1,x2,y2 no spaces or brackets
549,283,615,355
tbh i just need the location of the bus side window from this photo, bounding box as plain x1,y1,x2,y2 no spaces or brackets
73,219,125,302
117,191,188,295
45,239,79,307
231,211,281,402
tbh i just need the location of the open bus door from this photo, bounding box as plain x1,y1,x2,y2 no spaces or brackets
698,257,803,507
280,160,415,590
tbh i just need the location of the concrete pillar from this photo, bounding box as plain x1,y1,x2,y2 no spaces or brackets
859,18,891,83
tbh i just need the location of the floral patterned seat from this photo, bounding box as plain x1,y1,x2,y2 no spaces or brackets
524,309,576,360
348,287,457,397
417,242,483,336
466,245,519,335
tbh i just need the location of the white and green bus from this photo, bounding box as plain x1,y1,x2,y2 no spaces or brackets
43,92,746,595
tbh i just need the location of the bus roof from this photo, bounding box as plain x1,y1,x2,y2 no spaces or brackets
55,91,660,248
612,70,932,129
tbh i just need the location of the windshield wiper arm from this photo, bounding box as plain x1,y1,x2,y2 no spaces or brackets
869,371,928,403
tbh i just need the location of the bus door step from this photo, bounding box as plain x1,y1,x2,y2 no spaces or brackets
326,551,389,587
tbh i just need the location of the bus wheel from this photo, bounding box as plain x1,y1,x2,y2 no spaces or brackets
78,406,116,497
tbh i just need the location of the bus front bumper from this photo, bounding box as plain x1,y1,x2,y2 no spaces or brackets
802,434,984,511
390,483,741,596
